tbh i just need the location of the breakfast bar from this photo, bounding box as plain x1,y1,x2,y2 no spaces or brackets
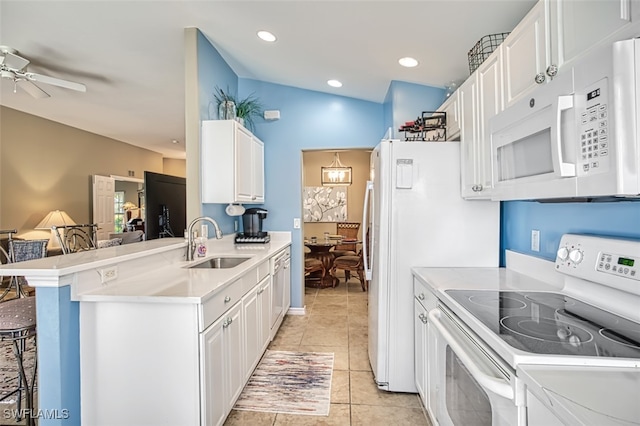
0,233,291,426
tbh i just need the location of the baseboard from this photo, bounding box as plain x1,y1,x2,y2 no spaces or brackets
287,306,306,316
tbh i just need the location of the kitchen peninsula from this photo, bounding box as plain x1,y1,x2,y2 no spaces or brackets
0,232,291,426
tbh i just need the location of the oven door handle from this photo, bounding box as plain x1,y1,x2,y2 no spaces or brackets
429,309,514,401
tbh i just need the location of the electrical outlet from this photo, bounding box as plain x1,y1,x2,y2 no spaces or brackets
531,230,540,252
100,266,118,284
293,218,301,229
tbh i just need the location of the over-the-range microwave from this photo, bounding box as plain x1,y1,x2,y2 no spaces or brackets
490,37,640,201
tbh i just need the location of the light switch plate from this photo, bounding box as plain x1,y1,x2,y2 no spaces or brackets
293,218,301,229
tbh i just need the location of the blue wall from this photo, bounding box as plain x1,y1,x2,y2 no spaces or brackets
238,79,385,308
197,30,240,234
501,200,640,264
385,80,447,139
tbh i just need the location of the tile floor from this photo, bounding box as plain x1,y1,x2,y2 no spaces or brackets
224,276,432,426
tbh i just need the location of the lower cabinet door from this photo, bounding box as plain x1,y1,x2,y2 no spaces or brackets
259,277,272,353
243,286,261,378
200,314,228,426
200,301,244,426
226,303,245,412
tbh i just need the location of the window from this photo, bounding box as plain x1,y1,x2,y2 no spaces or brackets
114,191,125,233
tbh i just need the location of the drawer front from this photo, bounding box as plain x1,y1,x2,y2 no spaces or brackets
257,261,270,282
200,277,246,331
413,277,437,310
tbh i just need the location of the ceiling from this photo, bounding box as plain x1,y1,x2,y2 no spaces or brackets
0,0,537,159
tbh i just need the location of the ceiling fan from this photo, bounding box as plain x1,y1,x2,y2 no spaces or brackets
0,45,86,98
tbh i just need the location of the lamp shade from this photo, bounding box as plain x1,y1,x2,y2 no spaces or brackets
35,210,77,229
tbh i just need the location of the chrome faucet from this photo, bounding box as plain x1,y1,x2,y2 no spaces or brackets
186,216,223,261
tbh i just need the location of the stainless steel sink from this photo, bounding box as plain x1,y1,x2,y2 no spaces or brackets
189,257,251,269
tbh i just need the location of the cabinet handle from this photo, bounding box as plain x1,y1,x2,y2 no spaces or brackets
422,316,428,324
418,313,425,320
419,293,425,300
252,196,257,200
257,288,264,294
228,316,233,325
223,319,229,328
224,296,231,303
534,73,546,84
546,64,558,78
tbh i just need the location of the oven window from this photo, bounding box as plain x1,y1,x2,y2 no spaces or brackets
446,346,492,425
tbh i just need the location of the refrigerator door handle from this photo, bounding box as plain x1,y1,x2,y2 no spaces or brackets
363,180,374,280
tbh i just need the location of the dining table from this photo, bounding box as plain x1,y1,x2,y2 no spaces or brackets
304,239,340,288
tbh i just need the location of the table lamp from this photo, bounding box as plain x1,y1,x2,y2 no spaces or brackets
36,210,77,248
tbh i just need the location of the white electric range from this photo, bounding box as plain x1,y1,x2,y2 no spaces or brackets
413,234,640,426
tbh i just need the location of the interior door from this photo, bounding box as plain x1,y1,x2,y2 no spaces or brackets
92,175,115,240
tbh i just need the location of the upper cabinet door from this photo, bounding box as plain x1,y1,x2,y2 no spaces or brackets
548,0,636,69
234,128,253,202
477,52,504,194
252,137,265,203
502,1,548,109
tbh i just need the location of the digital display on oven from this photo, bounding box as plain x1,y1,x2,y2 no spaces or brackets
587,88,600,101
618,257,635,267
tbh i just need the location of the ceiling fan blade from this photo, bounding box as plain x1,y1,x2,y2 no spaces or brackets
17,80,50,98
1,51,30,71
26,72,86,92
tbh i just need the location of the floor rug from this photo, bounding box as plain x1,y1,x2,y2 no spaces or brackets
234,350,334,416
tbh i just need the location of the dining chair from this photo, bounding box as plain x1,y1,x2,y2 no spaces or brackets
0,296,37,425
331,222,360,258
2,239,49,299
53,224,98,254
331,250,366,291
304,256,325,286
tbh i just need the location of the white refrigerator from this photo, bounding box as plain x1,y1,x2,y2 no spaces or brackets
363,140,500,393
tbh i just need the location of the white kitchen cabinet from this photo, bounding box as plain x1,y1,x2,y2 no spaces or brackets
436,91,460,140
503,0,638,109
502,1,548,108
414,298,428,404
548,0,638,73
243,274,272,377
459,76,478,198
526,390,564,426
200,301,244,426
201,120,265,204
413,277,438,424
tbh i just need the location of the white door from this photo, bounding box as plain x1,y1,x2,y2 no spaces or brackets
92,175,115,240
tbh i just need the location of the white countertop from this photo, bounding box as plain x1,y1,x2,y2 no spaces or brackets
520,364,640,425
0,233,291,304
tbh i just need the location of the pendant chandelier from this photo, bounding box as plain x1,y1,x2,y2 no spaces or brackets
321,152,352,186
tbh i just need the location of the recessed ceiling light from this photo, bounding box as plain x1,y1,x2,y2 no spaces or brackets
171,139,179,144
327,79,343,88
257,30,277,42
398,57,419,68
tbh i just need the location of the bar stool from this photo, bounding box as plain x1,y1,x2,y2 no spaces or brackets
0,297,37,425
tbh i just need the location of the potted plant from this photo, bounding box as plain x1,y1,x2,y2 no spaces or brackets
213,86,263,130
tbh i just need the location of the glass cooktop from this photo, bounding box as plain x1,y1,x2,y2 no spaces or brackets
445,290,640,358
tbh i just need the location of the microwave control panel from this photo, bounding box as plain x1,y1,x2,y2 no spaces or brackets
577,77,610,176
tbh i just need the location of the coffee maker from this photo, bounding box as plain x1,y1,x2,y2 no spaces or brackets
235,208,270,243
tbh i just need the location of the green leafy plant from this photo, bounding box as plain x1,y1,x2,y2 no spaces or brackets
213,86,263,130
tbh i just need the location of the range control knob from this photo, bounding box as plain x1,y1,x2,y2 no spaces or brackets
557,246,569,261
569,249,584,264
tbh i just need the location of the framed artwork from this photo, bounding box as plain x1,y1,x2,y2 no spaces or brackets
303,186,347,222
